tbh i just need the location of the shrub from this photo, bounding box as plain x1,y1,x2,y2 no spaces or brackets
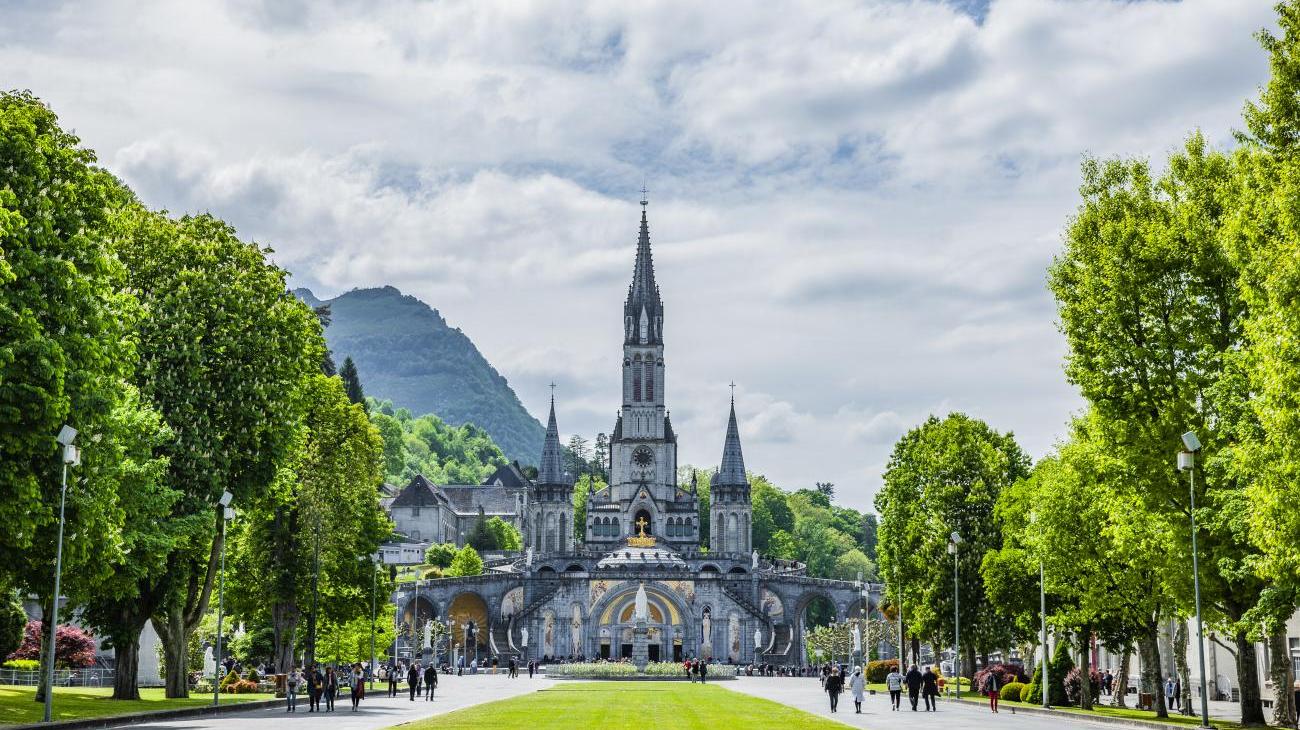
974,663,1027,693
0,593,25,660
866,659,898,684
220,668,240,688
1002,682,1026,702
246,668,260,683
3,658,39,671
421,566,443,580
222,679,259,694
425,543,457,568
1020,682,1035,703
8,621,96,668
1049,642,1075,706
1064,667,1102,705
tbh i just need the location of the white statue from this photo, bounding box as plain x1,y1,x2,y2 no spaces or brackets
752,550,759,570
203,645,215,677
521,626,529,648
701,612,712,650
634,583,649,622
525,547,533,569
852,624,861,654
754,627,762,650
570,605,583,655
423,619,433,649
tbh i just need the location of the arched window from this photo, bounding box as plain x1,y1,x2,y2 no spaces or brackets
645,361,654,401
546,513,558,553
632,355,642,402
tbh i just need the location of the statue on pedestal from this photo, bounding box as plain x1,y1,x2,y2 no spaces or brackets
754,627,762,650
423,619,433,650
203,646,215,678
634,583,649,623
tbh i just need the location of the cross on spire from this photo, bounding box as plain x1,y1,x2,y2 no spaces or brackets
640,184,649,208
729,381,736,403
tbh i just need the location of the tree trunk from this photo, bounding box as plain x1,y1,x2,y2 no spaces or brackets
910,635,920,668
154,605,191,699
1114,645,1131,708
965,644,977,682
34,593,53,704
1234,629,1267,726
111,630,142,701
1174,620,1194,716
1269,629,1296,727
1080,629,1093,711
1139,624,1168,718
273,601,300,674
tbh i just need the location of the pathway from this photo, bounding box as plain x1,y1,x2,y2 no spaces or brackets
727,677,1120,730
98,673,551,730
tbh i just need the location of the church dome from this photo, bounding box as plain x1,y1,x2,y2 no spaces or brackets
596,544,687,570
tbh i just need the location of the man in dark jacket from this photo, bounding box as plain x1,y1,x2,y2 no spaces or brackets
407,662,421,701
423,663,437,700
905,664,924,711
387,663,399,697
922,666,939,711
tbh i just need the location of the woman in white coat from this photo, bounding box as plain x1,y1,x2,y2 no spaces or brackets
850,666,867,714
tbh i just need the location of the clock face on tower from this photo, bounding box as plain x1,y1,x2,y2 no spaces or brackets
632,446,655,476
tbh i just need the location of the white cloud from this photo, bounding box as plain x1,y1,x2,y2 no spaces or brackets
1,0,1277,509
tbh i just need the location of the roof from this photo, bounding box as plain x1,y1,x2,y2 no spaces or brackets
536,396,570,485
711,398,748,486
390,475,444,508
482,462,531,488
440,484,525,515
624,206,664,345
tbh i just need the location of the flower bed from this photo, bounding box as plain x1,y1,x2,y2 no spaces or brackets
546,661,737,680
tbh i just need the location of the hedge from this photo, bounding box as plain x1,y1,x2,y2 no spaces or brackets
1002,682,1026,702
866,659,899,684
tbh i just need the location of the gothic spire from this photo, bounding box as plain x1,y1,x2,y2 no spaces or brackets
537,392,566,485
713,391,747,486
624,196,663,345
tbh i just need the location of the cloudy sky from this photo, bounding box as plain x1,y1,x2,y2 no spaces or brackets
4,0,1277,510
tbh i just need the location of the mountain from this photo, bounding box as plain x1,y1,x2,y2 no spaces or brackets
295,286,544,465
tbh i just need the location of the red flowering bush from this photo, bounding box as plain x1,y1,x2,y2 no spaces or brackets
7,621,96,668
973,663,1027,693
1064,667,1102,705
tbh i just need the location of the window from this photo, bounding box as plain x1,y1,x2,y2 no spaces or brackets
633,367,642,401
645,361,654,401
411,507,420,516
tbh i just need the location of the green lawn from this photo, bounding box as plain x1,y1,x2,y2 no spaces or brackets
397,682,845,730
0,686,275,726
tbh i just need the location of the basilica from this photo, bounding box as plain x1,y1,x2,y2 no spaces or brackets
389,202,877,666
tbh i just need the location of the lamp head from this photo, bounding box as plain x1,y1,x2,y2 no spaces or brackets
63,444,80,466
224,507,236,521
57,425,78,446
947,541,957,555
949,531,962,544
219,490,234,507
1181,431,1201,452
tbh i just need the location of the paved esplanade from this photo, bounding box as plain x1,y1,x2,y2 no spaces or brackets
100,674,552,730
725,677,1121,730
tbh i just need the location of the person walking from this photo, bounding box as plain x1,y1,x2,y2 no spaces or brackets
983,669,1001,713
684,658,694,682
850,666,866,714
1165,676,1178,711
323,665,337,712
922,666,939,712
905,664,923,711
388,662,399,697
699,660,708,684
408,662,421,701
887,664,904,711
306,664,322,712
285,667,302,713
529,659,536,679
825,666,844,713
424,662,438,700
350,663,365,711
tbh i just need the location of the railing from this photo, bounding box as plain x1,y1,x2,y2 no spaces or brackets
0,668,127,687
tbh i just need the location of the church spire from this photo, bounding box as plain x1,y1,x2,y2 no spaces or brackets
713,387,747,486
537,389,567,485
624,192,663,345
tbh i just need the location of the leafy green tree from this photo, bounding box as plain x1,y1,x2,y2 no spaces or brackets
425,543,457,569
832,548,877,583
0,591,25,660
466,511,497,552
485,517,522,551
339,357,366,409
0,91,147,702
751,475,794,554
446,545,483,577
876,413,1030,680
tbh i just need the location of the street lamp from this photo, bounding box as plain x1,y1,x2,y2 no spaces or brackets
948,531,962,698
368,552,380,690
43,425,79,724
894,561,905,669
1040,561,1050,709
1179,432,1213,729
213,493,234,707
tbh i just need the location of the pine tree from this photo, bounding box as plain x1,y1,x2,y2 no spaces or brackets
339,357,366,409
1050,640,1075,706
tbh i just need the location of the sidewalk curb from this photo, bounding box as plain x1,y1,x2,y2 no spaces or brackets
7,698,281,730
953,697,1225,730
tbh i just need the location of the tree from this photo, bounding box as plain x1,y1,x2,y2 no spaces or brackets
446,546,483,577
814,482,835,501
339,357,366,409
592,433,609,480
832,548,877,583
466,511,497,552
572,475,605,545
565,435,590,478
0,592,26,660
0,91,145,702
425,543,457,569
1050,139,1267,724
485,517,522,551
225,374,388,673
875,413,1030,680
751,475,794,554
10,622,95,668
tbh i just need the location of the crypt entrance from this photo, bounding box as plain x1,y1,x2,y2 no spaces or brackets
593,582,688,663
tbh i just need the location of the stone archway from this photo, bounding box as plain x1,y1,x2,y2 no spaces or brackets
448,592,489,660
591,581,690,663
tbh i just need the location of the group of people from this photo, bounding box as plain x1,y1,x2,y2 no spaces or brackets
682,658,710,683
882,664,943,712
284,663,368,713
820,665,867,713
382,661,440,700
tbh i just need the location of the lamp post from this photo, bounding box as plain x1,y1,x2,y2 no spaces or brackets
1041,561,1050,708
1179,431,1213,729
895,561,905,668
948,531,962,698
213,493,234,706
43,425,78,724
369,552,379,690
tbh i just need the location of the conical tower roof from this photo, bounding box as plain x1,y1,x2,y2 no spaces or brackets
712,394,747,486
624,201,663,344
537,395,567,485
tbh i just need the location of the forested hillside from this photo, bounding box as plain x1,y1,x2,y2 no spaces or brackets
295,286,544,463
369,398,507,486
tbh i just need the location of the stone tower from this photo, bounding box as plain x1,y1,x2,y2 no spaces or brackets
530,396,573,553
710,394,752,555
